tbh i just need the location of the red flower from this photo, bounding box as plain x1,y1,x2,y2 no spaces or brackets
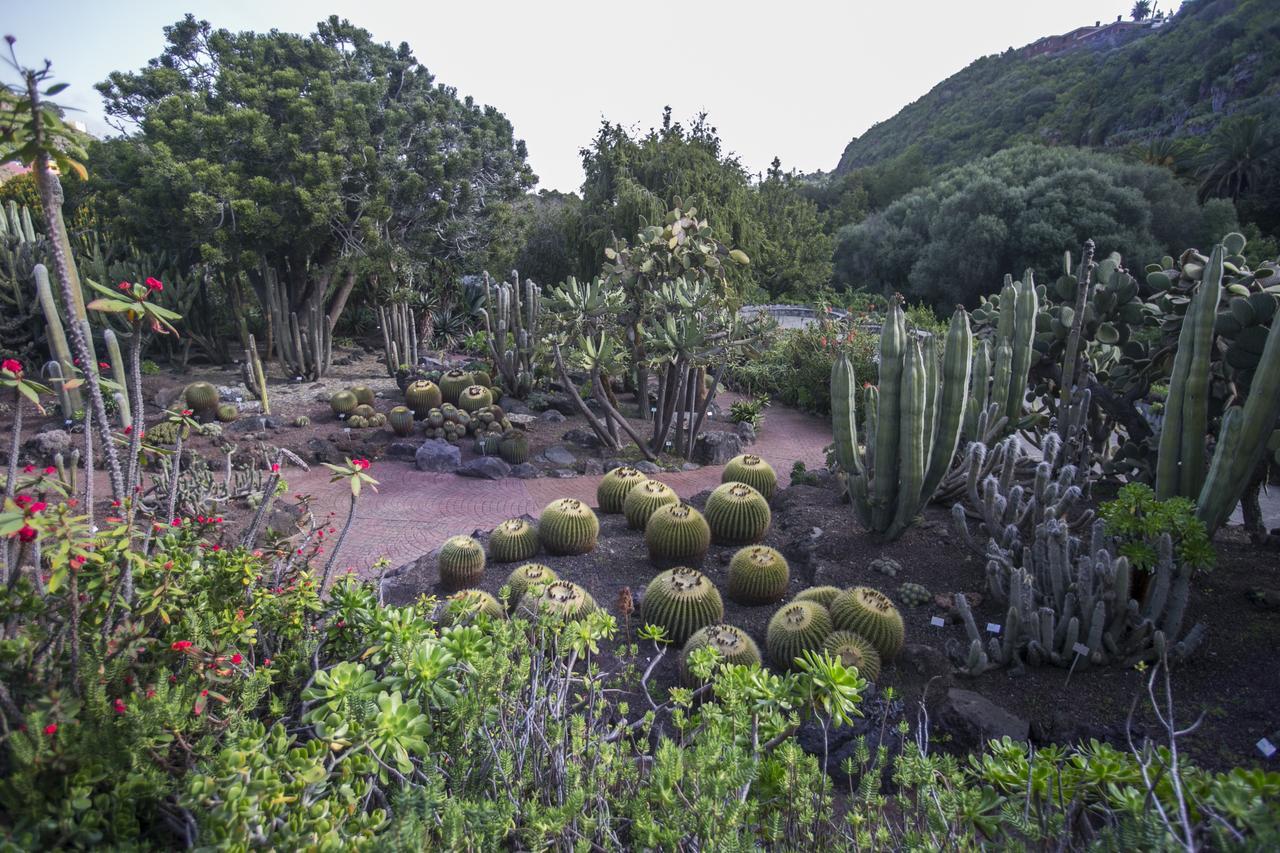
123,425,133,435
44,723,57,736
28,501,47,514
352,458,370,471
146,688,156,699
263,658,272,667
1,358,22,376
210,544,221,552
271,463,280,473
145,277,163,292
171,518,182,527
42,466,55,475
22,464,34,474
16,525,36,542
230,653,243,665
112,698,127,715
99,362,110,370
181,409,193,417
171,640,193,651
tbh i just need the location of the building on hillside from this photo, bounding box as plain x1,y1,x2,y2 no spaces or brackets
1019,12,1169,59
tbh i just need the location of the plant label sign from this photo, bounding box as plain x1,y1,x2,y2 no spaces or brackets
930,616,945,628
1258,738,1276,758
1072,643,1090,657
985,623,1001,635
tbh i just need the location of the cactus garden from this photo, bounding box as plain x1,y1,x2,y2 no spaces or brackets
1,5,1279,848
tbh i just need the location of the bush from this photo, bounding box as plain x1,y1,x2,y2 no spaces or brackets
1099,482,1216,572
727,316,877,416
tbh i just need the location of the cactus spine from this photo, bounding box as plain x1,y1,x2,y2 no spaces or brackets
404,380,442,417
832,300,973,539
215,403,239,423
766,601,833,669
721,454,777,501
329,390,357,417
499,430,528,465
640,567,724,645
184,381,220,419
439,370,474,405
726,546,790,605
438,536,486,591
597,466,649,513
795,586,843,608
703,481,771,545
482,270,540,398
489,518,541,564
644,503,712,569
538,498,600,555
830,587,905,661
822,631,882,682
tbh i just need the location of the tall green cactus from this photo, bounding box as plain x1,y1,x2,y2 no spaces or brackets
481,270,539,398
35,264,81,414
832,299,973,540
378,302,418,378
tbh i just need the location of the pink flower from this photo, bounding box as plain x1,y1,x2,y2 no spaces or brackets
16,525,36,542
352,458,370,471
230,653,243,664
171,518,182,527
112,698,127,715
2,358,22,376
145,277,163,292
44,722,57,735
118,281,132,292
42,466,55,475
271,463,280,473
99,362,110,370
171,640,193,651
28,501,47,514
22,465,34,474
181,409,193,417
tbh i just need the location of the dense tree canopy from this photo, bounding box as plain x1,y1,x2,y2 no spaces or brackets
834,144,1238,306
89,14,534,322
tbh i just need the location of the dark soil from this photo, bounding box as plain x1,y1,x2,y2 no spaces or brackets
384,474,1280,774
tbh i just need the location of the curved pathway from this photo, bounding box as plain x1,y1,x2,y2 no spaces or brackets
289,395,831,574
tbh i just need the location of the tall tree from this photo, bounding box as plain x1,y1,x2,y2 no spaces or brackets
751,158,833,299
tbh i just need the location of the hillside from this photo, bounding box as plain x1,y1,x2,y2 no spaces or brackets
835,0,1280,174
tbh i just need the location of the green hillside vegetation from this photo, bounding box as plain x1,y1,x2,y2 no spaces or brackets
835,0,1280,176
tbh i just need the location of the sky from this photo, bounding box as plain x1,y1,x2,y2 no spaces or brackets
6,1,1152,192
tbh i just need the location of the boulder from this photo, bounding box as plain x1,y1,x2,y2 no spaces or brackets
543,444,576,466
510,463,540,479
414,439,461,473
456,457,511,480
562,427,601,449
506,413,536,429
154,385,186,410
937,688,1029,750
386,441,421,461
581,458,604,475
498,396,532,415
539,410,566,424
691,431,743,465
734,421,757,445
632,461,661,475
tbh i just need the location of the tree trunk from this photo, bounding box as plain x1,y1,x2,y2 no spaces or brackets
327,268,358,333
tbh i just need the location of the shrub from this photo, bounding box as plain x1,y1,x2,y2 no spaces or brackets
1099,483,1216,572
726,318,876,415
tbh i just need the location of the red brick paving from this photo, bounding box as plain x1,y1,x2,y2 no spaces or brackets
273,394,828,574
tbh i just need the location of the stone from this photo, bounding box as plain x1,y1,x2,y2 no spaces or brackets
506,413,536,429
386,441,421,461
543,444,576,466
937,688,1029,749
306,438,345,465
681,462,701,471
26,428,73,461
154,385,186,410
691,431,743,465
633,461,661,475
552,468,577,479
898,643,953,682
228,416,269,434
216,385,243,402
414,439,461,473
456,457,511,480
510,463,540,479
381,551,440,605
581,458,604,475
734,421,757,445
540,409,566,424
783,526,824,583
499,396,532,415
562,428,601,449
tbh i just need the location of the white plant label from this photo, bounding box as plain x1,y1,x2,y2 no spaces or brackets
1258,738,1276,758
1072,643,1090,657
985,623,1001,634
930,616,946,628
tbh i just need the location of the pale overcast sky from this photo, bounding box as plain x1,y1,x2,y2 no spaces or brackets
7,1,1155,192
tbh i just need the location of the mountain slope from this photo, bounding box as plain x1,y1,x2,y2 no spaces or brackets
835,0,1280,174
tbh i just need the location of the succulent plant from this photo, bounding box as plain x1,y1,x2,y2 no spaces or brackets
458,384,494,413
645,503,712,569
293,415,311,428
703,481,771,545
347,415,368,429
351,384,375,406
727,546,790,605
367,412,387,428
438,535,485,591
353,404,376,420
330,389,357,417
470,369,493,388
766,601,833,669
898,582,931,607
822,631,882,682
680,624,762,683
640,567,724,645
215,403,239,423
623,479,679,530
439,369,474,405
502,563,558,609
184,381,219,417
516,580,597,621
388,406,415,436
146,420,190,446
489,518,540,563
597,466,649,514
499,430,529,465
794,586,843,608
426,408,445,428
830,587,904,661
870,557,900,578
475,433,502,456
722,454,777,501
438,589,504,627
405,380,443,416
538,498,600,555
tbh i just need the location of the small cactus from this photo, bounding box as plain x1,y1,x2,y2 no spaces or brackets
822,631,882,682
475,433,503,456
215,403,239,423
517,580,597,621
727,546,790,605
640,567,724,645
438,535,485,591
830,587,905,661
870,557,901,578
623,479,679,530
353,404,376,420
703,481,771,545
681,624,762,683
184,381,219,417
499,430,529,465
722,454,777,501
538,498,600,555
350,384,375,406
766,601,833,669
598,467,649,513
470,369,493,387
644,503,712,569
440,369,474,405
330,389,357,417
458,384,493,413
388,406,415,436
795,586,843,609
502,563,558,609
146,420,189,446
438,589,504,627
405,380,443,416
293,415,311,427
347,414,368,429
898,582,930,607
489,518,540,564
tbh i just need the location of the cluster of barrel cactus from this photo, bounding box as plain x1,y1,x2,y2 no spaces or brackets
898,582,930,608
517,580,597,621
832,299,974,540
703,482,771,545
721,454,777,501
869,557,900,578
597,466,649,513
644,503,712,568
829,587,905,661
640,567,724,645
726,545,790,605
502,563,558,609
437,589,504,627
822,631,882,683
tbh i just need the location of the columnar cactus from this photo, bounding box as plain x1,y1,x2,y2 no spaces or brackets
640,567,724,645
517,580,597,621
703,482,771,545
404,380,442,417
830,587,905,661
502,563,558,609
680,624,762,683
644,503,712,569
721,454,777,501
438,536,486,591
388,406,415,437
623,479,679,530
489,518,540,563
970,271,1039,429
822,631,882,682
538,498,600,555
766,601,833,669
597,466,649,513
832,300,973,540
481,270,540,398
726,545,790,605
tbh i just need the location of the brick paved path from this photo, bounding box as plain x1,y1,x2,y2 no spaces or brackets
290,395,831,574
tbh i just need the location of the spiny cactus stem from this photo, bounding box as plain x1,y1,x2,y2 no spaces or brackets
1059,240,1095,412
